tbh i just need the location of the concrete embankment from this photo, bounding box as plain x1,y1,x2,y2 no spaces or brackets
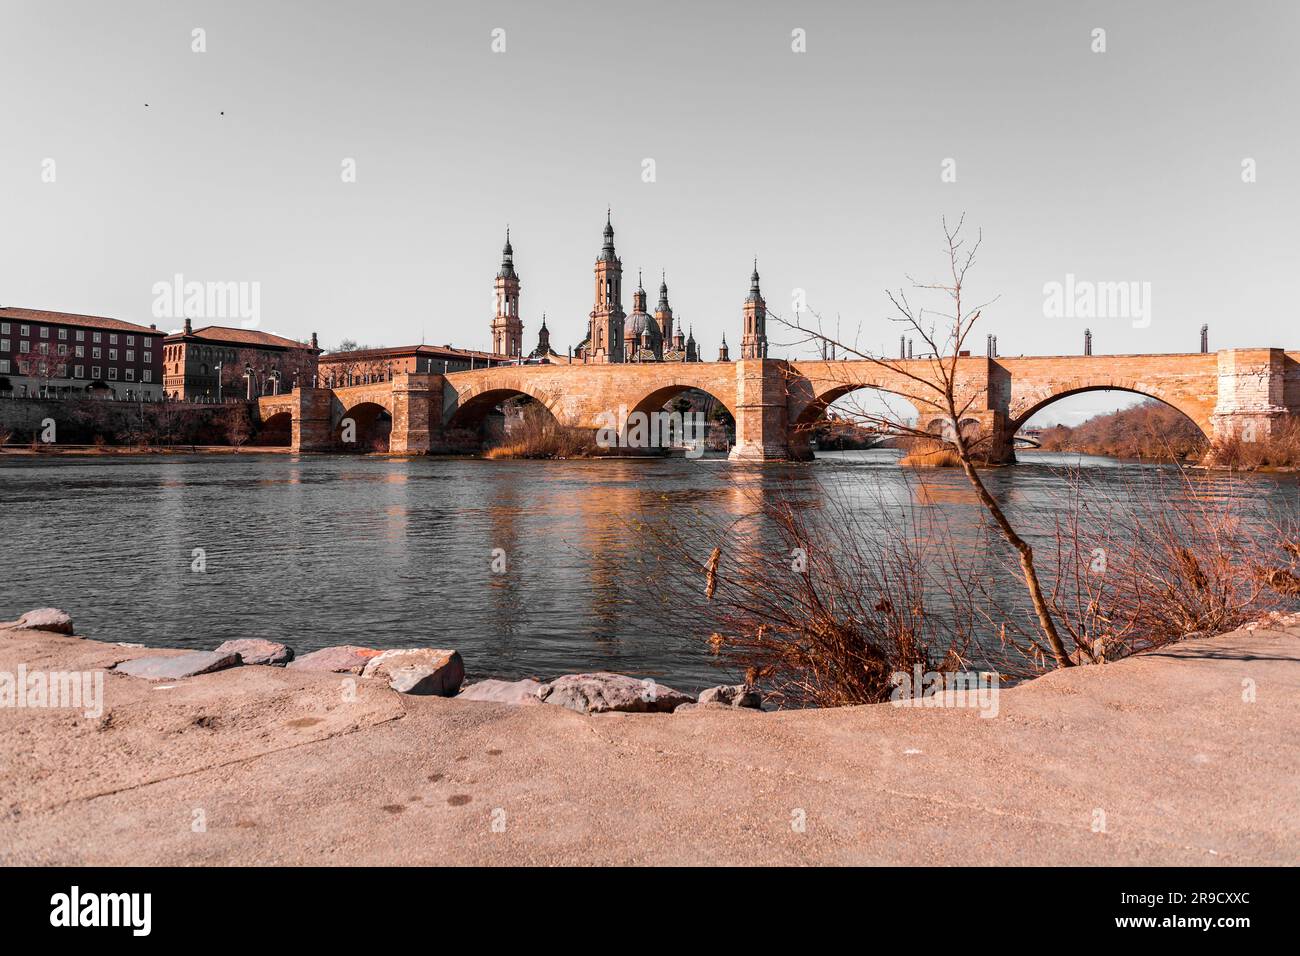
0,621,1296,865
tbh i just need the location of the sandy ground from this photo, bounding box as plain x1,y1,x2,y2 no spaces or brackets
0,622,1296,866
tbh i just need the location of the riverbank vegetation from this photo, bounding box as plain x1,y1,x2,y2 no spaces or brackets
483,397,597,459
1028,468,1299,665
898,437,962,467
1207,417,1300,470
1035,401,1206,460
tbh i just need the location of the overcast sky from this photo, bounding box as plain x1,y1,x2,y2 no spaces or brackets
2,0,1296,422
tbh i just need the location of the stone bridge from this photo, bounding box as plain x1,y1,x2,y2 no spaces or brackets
257,348,1300,461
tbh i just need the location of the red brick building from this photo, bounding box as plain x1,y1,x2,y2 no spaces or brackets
162,320,321,401
0,307,165,399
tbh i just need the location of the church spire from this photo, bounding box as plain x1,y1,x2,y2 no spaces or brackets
492,226,523,356
497,226,516,279
599,207,616,261
588,210,624,362
741,258,767,359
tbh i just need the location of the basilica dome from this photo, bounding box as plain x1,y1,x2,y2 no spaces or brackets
624,310,660,342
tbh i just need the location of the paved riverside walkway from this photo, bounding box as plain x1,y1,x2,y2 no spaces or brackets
1,622,1295,865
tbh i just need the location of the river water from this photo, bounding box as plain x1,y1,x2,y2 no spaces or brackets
2,450,1296,689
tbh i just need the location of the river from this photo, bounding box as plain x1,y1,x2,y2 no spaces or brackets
2,450,1296,689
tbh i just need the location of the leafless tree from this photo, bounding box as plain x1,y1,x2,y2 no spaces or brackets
225,403,253,448
15,344,68,396
775,216,1073,667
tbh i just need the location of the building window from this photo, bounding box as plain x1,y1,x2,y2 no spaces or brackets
92,366,101,379
109,349,117,361
39,326,49,338
126,349,134,362
144,351,151,363
0,339,7,352
93,347,101,359
38,342,48,354
125,368,135,381
75,329,84,341
20,340,30,352
75,365,84,378
109,334,118,345
93,332,101,343
142,370,152,383
108,367,118,380
0,322,8,334
58,328,67,340
127,335,134,345
0,360,8,374
57,344,67,355
75,345,84,357
20,325,30,336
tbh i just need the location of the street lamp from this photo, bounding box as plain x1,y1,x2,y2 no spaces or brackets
243,363,254,400
214,361,223,403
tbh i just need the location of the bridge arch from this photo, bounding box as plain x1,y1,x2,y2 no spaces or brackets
337,401,393,452
790,381,935,458
445,385,565,431
1010,384,1212,441
444,385,566,452
255,410,293,447
626,384,736,453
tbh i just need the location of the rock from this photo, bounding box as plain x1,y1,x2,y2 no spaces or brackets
362,649,464,696
672,701,731,713
115,650,241,681
456,678,544,705
697,684,762,709
536,672,694,714
288,645,382,675
3,608,74,635
215,638,293,666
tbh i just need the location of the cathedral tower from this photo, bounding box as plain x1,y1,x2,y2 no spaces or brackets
654,272,674,345
491,228,523,357
587,211,625,363
740,259,767,360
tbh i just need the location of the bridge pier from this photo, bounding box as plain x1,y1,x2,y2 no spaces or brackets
290,388,336,452
1209,348,1291,444
389,373,440,454
970,409,1017,465
729,360,793,461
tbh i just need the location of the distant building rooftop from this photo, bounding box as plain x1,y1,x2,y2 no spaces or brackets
165,324,317,351
0,306,162,336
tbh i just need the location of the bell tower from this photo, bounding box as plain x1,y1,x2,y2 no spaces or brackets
587,210,624,363
654,271,674,346
740,259,767,359
492,228,523,357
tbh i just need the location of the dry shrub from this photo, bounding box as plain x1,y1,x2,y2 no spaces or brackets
1207,418,1300,470
629,475,980,708
1021,467,1300,667
899,437,961,468
484,397,596,459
